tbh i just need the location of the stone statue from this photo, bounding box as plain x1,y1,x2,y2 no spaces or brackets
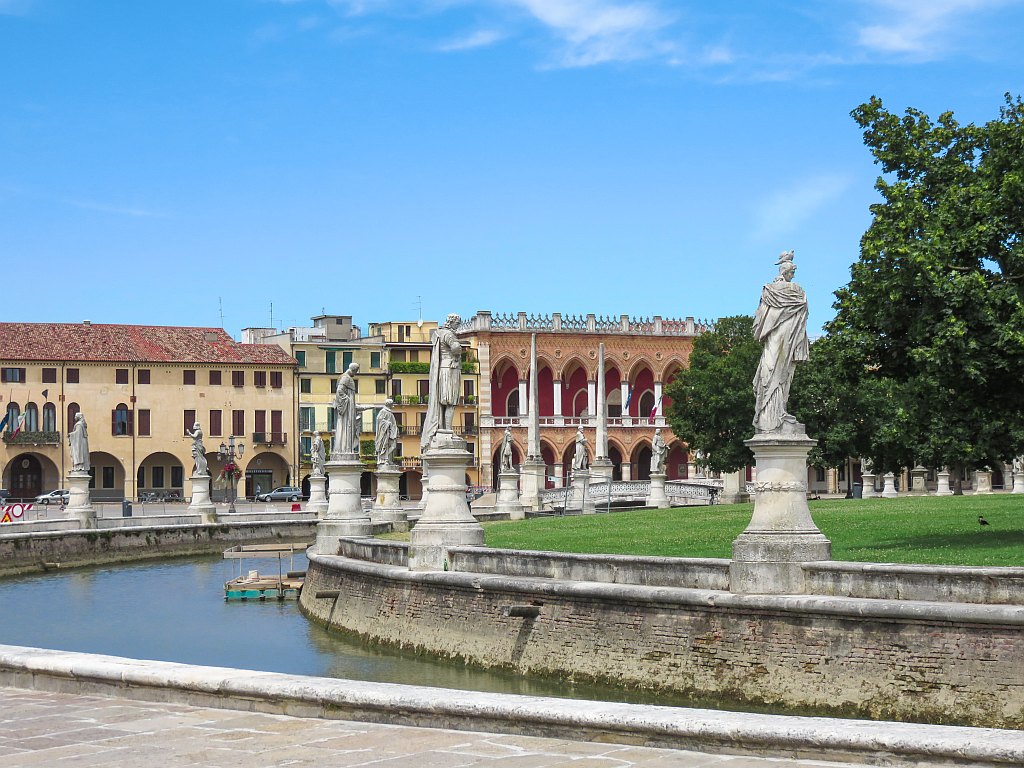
332,363,371,457
752,250,810,434
68,412,90,472
375,399,399,466
650,428,667,474
421,313,463,451
311,433,326,477
1014,456,1023,475
185,422,207,475
500,427,514,472
571,427,589,472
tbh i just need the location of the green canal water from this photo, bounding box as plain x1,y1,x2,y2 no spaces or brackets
0,554,700,707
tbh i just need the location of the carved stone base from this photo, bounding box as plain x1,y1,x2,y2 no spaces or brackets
307,474,328,518
974,470,993,495
372,465,407,531
495,470,525,520
187,474,218,524
316,455,371,554
719,470,750,505
861,472,878,498
729,433,831,595
1013,469,1024,494
65,471,97,529
591,457,614,484
646,472,670,508
518,458,545,512
567,470,596,515
881,472,898,498
909,466,928,496
935,470,952,495
408,431,483,571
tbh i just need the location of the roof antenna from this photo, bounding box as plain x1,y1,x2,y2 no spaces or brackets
416,295,423,328
270,301,274,330
218,297,225,328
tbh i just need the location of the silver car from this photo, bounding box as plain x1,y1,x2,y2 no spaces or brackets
35,489,70,505
256,486,302,502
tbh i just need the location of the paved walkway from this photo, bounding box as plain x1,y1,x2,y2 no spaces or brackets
0,688,861,768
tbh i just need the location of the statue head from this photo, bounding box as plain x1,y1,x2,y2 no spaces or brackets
776,249,796,280
504,427,512,440
192,421,201,432
445,313,461,330
654,428,661,436
348,362,360,374
384,398,394,409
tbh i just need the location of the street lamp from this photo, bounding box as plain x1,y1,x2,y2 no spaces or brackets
218,435,245,513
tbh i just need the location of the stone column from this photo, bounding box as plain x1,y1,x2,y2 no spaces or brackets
519,334,544,512
591,342,614,483
646,472,669,508
517,380,527,417
552,463,564,488
910,466,928,496
372,465,407,530
729,433,831,595
719,470,749,505
881,472,898,498
974,469,993,495
409,430,484,570
306,475,328,518
187,473,217,524
861,470,878,498
66,470,97,528
935,468,952,495
315,455,371,555
495,470,525,520
567,469,596,515
1013,460,1024,493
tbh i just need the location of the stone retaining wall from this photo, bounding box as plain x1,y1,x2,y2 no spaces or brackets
0,520,317,577
300,550,1024,729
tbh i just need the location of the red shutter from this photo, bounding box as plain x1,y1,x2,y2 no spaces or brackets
254,410,266,433
111,409,118,435
271,410,282,433
184,409,196,435
138,409,150,436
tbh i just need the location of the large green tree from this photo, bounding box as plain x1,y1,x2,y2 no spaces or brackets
830,95,1024,475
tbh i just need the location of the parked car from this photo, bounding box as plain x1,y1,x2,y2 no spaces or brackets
0,488,9,503
35,489,70,505
256,486,302,502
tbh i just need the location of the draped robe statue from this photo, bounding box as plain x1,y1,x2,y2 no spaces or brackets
650,428,667,474
420,313,462,451
375,400,399,467
311,433,326,477
69,413,90,472
572,427,589,472
186,422,207,476
500,428,514,472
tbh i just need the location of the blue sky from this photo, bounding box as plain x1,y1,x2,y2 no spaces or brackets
1,0,1022,338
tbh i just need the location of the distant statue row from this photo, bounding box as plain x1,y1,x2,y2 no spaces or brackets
500,425,667,477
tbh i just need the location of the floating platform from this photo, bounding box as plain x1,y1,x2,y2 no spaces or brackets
223,543,308,601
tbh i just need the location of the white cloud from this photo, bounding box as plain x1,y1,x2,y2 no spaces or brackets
856,0,1010,57
751,174,851,242
67,199,169,218
438,28,503,50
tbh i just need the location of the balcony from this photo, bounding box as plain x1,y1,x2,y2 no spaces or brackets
3,430,61,446
252,432,288,446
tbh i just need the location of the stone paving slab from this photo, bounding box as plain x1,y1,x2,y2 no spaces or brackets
0,687,861,768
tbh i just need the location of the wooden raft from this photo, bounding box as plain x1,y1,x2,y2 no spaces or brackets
223,543,308,601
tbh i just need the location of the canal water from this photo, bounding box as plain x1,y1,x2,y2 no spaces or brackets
0,554,698,707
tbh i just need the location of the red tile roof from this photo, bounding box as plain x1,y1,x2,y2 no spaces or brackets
0,323,297,365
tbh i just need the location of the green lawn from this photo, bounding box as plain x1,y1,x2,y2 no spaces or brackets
481,495,1024,567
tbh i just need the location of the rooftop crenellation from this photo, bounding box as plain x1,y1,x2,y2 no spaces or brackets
458,311,715,336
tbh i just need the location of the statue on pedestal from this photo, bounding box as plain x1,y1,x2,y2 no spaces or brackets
311,433,326,477
572,427,589,472
185,422,207,475
752,250,810,435
421,313,462,451
500,428,514,472
332,363,371,457
69,412,90,472
375,399,399,466
651,428,667,474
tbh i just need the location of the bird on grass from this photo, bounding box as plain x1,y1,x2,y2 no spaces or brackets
978,515,990,526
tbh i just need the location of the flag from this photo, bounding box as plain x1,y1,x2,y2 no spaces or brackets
41,389,49,400
648,395,663,423
0,412,9,433
623,386,633,411
9,412,28,438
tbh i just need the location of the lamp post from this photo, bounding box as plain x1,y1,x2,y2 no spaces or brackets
218,435,245,513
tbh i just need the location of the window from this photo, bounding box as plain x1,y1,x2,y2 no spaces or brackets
327,407,336,432
183,370,196,385
137,369,150,384
209,410,222,436
137,466,145,489
300,378,311,394
42,403,56,432
23,402,38,432
183,409,196,435
270,371,282,388
329,378,337,393
342,351,353,369
815,467,826,483
375,379,386,395
209,370,222,386
112,403,132,436
171,465,183,488
232,409,244,436
152,466,165,488
464,412,475,432
391,350,406,362
102,466,114,489
1,368,26,383
325,350,336,374
88,467,96,489
232,370,244,387
116,369,129,384
300,435,312,458
417,379,429,400
392,379,402,398
66,368,79,384
300,407,315,431
464,379,475,398
138,409,151,436
254,371,266,388
41,368,56,383
354,378,360,393
68,402,81,429
295,351,306,367
254,410,266,435
370,352,381,369
5,403,19,432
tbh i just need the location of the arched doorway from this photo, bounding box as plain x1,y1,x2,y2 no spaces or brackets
360,471,377,497
4,453,58,500
243,451,291,500
608,445,623,481
491,442,522,489
301,474,311,499
633,443,653,481
541,443,557,488
88,451,126,501
667,444,688,479
138,451,185,500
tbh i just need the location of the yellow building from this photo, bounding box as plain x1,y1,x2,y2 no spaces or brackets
0,322,297,502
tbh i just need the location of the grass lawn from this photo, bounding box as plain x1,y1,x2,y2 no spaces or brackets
480,494,1024,567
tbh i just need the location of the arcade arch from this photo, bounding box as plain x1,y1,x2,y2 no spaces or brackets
3,452,59,501
243,451,291,500
137,451,185,498
89,451,126,501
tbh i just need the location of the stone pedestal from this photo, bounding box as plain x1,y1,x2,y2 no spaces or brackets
861,472,878,498
307,474,328,518
935,469,952,495
316,455,371,555
729,433,831,595
495,470,525,520
591,457,614,484
187,473,217,524
974,469,993,495
567,470,596,515
910,466,928,496
719,471,750,505
1013,464,1024,494
408,431,484,571
881,472,898,498
65,470,97,528
646,472,669,508
518,458,545,512
372,465,407,530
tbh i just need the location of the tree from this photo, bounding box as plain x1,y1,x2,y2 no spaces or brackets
828,95,1024,478
664,315,758,473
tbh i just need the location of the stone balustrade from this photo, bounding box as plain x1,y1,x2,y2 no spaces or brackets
458,311,715,336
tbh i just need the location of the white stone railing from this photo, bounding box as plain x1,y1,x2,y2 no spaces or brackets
458,311,715,337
